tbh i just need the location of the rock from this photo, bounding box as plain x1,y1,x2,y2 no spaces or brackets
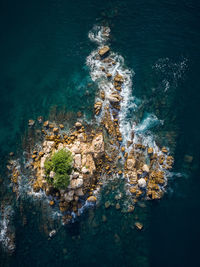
126,157,136,170
135,222,143,230
59,124,64,129
74,154,82,169
82,166,89,174
9,152,14,156
147,147,153,154
91,133,104,158
71,143,81,154
32,155,37,160
106,73,112,78
107,93,122,103
70,178,83,189
53,127,59,134
127,205,135,213
42,141,54,154
86,154,96,174
115,192,122,200
116,203,120,210
43,121,49,127
49,200,54,206
77,133,85,142
28,119,35,127
105,201,111,209
87,196,97,202
75,122,82,129
77,111,82,118
75,188,84,196
121,147,125,152
49,230,56,238
100,91,105,100
98,46,110,57
73,172,79,178
94,102,102,115
142,164,149,173
37,116,43,123
162,147,168,153
64,190,74,202
138,178,147,188
114,74,123,83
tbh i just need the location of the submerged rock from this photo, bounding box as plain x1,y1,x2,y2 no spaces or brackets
135,222,143,230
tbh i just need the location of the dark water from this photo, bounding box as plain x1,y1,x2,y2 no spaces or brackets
0,0,200,266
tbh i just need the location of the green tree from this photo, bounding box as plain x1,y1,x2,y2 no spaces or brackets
44,149,73,189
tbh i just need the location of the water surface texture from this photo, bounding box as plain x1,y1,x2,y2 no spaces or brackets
0,1,200,266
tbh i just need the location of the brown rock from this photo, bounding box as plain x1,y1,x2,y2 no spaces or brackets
43,121,49,127
87,196,97,202
135,222,143,230
59,124,64,129
94,101,102,115
114,74,123,83
53,127,59,134
148,147,153,154
98,46,110,57
75,122,82,129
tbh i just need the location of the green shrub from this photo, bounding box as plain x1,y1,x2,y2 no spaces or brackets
44,149,73,189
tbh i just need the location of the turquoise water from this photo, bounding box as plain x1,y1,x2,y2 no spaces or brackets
0,0,200,266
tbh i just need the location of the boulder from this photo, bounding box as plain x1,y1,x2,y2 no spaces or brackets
107,93,122,103
42,141,54,154
71,142,81,154
94,102,102,115
82,166,89,174
87,196,97,202
59,124,64,129
142,164,149,173
91,133,104,158
64,190,74,202
138,178,147,188
37,116,43,123
98,46,110,57
73,172,79,179
53,127,59,134
28,119,35,127
74,154,82,169
135,222,143,230
86,154,96,174
147,147,153,154
70,178,83,189
75,188,84,196
126,157,136,170
75,122,82,129
43,121,49,127
114,74,123,83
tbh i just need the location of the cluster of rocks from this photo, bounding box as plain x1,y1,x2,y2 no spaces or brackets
8,42,174,227
27,121,105,222
92,44,174,203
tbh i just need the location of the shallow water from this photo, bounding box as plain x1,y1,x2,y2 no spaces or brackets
0,0,200,266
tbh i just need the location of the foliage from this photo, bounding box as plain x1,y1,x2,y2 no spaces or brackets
44,149,73,189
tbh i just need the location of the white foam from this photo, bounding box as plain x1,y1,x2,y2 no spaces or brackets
0,205,15,253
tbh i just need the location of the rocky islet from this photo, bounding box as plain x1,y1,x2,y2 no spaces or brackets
7,26,174,229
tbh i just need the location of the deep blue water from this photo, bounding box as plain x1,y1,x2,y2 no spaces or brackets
0,0,200,266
